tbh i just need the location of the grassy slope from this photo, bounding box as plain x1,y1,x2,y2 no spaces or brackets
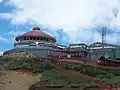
1,56,120,87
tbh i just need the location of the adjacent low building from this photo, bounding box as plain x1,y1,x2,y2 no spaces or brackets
89,42,118,60
69,43,89,57
69,42,120,60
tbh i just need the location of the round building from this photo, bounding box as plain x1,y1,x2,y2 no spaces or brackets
4,27,66,57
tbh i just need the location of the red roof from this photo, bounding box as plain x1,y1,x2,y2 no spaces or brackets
15,27,56,42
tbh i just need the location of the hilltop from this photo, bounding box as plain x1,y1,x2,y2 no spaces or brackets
0,56,120,90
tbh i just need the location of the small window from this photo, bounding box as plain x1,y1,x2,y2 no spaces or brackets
95,43,101,46
37,37,39,40
40,37,43,40
33,37,36,40
30,37,32,40
26,37,29,40
20,51,24,52
50,39,53,42
20,38,23,41
43,38,46,40
24,37,26,40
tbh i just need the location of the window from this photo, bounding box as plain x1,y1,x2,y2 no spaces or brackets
33,37,36,40
20,38,24,41
95,44,100,46
40,37,43,40
79,46,83,47
49,38,53,42
30,44,36,46
24,37,26,40
37,37,39,40
43,38,46,41
90,47,102,49
104,46,115,48
82,45,86,48
20,51,24,52
26,37,29,40
30,37,32,40
46,38,49,41
86,47,88,49
70,45,81,48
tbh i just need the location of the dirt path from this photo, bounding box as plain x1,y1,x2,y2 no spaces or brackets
1,70,41,90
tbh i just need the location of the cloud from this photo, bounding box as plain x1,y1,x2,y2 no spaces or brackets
0,13,13,19
0,36,7,41
2,0,120,44
7,30,25,42
8,29,25,37
0,0,3,3
0,25,27,43
0,36,10,43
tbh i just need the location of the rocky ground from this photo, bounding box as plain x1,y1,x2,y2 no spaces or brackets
0,71,8,90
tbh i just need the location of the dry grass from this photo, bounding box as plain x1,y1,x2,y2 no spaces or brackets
0,70,41,90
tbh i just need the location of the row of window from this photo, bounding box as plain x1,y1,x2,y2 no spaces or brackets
70,45,115,49
70,43,117,48
90,46,115,49
70,45,87,48
19,37,54,42
15,44,65,49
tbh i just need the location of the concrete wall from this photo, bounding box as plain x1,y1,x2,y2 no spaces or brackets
3,47,66,57
115,47,120,59
88,49,115,60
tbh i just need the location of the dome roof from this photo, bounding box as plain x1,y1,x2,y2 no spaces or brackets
15,27,56,42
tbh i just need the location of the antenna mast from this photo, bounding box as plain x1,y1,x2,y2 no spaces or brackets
101,24,106,44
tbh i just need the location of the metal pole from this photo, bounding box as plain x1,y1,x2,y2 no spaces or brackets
101,24,106,57
101,24,106,44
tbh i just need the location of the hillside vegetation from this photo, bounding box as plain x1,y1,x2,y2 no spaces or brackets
0,56,120,88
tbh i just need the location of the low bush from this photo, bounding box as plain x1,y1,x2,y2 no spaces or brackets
2,57,52,72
